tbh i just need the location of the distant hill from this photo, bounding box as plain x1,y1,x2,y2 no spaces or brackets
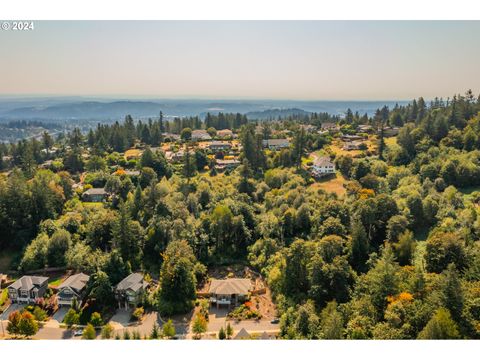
0,98,410,122
246,108,311,120
2,101,164,120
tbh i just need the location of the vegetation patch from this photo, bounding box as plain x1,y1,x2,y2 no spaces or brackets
227,303,262,320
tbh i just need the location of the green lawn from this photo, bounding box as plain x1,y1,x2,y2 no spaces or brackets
48,276,64,287
82,202,105,208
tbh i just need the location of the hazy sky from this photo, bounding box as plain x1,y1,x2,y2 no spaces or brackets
1,21,479,100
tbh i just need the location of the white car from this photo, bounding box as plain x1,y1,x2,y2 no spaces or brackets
73,329,83,336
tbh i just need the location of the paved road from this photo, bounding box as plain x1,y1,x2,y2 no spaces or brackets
208,318,280,333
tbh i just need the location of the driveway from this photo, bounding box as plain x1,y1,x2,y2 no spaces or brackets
109,310,193,339
0,303,24,320
206,306,280,336
109,309,132,329
49,306,70,326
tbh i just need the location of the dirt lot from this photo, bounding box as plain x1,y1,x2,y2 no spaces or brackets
311,172,347,197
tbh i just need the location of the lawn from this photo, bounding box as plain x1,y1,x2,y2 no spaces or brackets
311,172,347,197
48,275,65,288
327,143,362,157
82,202,105,209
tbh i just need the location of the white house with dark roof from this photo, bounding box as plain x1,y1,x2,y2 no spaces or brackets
115,273,148,309
8,275,48,304
57,273,90,307
208,278,252,308
262,139,290,150
208,141,232,152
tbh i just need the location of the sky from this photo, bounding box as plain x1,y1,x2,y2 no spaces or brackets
0,21,479,100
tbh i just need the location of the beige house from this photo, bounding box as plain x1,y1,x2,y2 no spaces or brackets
208,278,252,308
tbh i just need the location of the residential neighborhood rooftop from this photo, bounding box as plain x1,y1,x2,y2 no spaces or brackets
209,278,252,296
9,275,48,291
83,187,108,195
58,273,90,292
116,272,147,292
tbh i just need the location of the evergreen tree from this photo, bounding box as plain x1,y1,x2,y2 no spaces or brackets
418,308,460,339
349,218,370,273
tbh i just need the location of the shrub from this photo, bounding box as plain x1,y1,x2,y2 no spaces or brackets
132,307,144,321
162,319,176,338
90,312,103,327
82,323,96,339
63,308,80,327
218,326,226,339
227,304,261,320
101,324,114,339
33,306,47,322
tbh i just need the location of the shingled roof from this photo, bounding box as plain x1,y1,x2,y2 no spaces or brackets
209,278,252,296
234,328,251,340
116,272,147,292
9,276,48,291
58,273,90,293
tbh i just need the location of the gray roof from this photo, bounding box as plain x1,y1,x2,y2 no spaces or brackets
234,328,250,340
209,278,252,296
209,141,231,147
9,275,48,291
321,122,337,129
116,272,147,292
58,273,89,293
263,139,290,147
314,157,334,167
83,188,107,195
260,331,270,340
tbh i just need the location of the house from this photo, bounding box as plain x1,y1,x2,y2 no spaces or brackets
215,159,240,171
358,124,373,133
208,278,252,308
260,331,272,340
300,124,316,133
57,273,90,307
262,139,290,150
216,129,234,138
209,141,232,152
162,132,181,142
124,148,143,161
191,129,212,141
82,188,108,202
234,328,251,340
8,276,48,304
343,141,365,151
115,273,148,309
341,134,364,141
320,122,339,131
311,157,335,178
382,126,400,137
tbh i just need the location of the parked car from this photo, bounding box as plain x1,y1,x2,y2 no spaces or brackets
73,329,84,336
270,318,280,324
